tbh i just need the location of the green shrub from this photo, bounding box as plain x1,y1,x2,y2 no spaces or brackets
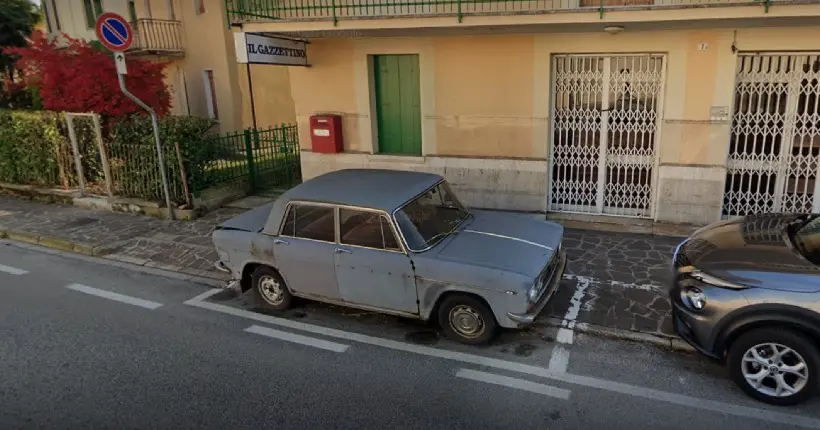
0,110,76,188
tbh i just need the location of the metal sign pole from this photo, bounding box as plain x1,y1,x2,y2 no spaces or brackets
95,12,174,220
117,73,174,220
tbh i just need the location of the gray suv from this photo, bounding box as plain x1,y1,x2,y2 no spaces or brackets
671,213,820,406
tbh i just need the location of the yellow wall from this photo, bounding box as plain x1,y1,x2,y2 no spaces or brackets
130,0,244,132
289,26,820,165
237,64,297,128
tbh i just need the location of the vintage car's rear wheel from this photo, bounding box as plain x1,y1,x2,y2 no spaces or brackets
251,266,293,311
437,294,497,345
727,327,819,406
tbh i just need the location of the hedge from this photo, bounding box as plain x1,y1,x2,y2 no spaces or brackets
0,110,218,204
0,110,79,188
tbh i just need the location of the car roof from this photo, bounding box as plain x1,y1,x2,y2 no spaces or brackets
279,168,443,212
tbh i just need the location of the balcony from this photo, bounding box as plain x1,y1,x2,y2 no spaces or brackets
127,19,185,57
225,0,816,32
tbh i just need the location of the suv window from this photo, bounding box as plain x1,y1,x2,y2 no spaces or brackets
280,204,335,243
339,208,401,251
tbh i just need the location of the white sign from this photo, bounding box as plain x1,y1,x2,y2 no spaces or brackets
697,42,709,51
234,32,308,66
114,52,128,75
710,106,729,121
313,129,330,137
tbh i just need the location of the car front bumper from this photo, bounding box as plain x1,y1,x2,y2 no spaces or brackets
671,302,721,360
507,250,567,325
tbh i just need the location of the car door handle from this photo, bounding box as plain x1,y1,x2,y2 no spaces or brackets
273,239,289,245
335,248,351,254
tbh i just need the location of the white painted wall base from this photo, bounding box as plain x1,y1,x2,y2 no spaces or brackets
300,151,549,212
655,164,726,225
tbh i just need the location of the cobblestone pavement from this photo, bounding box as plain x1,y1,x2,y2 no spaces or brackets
0,196,683,338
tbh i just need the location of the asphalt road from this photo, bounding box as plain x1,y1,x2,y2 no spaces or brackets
2,240,820,430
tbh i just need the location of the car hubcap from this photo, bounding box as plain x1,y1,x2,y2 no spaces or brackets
259,276,284,305
449,305,485,339
741,342,809,398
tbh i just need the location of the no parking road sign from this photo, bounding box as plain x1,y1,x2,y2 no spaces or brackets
95,12,133,52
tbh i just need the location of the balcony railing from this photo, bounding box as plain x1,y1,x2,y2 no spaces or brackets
128,19,185,56
225,0,789,24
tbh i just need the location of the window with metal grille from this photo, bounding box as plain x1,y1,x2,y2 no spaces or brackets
195,0,205,14
723,54,820,217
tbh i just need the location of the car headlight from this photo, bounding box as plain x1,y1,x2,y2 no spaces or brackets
681,286,707,311
527,285,539,302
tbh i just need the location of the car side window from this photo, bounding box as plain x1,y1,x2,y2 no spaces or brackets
280,204,335,243
339,208,401,251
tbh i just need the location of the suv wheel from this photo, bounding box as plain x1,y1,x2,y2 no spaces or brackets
727,328,819,406
437,294,498,345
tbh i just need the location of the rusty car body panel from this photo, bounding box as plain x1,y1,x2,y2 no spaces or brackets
212,169,566,329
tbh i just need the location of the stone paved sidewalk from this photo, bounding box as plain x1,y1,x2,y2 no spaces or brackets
0,195,684,342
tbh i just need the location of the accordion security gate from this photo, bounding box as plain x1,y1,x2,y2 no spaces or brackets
723,53,820,218
549,54,666,218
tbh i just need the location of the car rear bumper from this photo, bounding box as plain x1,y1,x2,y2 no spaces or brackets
214,260,231,273
214,260,241,290
507,250,567,325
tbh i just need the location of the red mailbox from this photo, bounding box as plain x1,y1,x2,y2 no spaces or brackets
309,114,344,154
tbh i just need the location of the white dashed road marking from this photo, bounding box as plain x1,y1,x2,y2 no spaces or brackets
548,275,592,372
65,283,163,310
184,289,820,428
245,324,350,353
456,368,571,400
0,263,29,275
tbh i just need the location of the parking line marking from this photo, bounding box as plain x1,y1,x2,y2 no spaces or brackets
245,325,349,353
183,288,225,305
0,263,28,275
185,290,820,429
456,368,571,400
65,283,163,310
548,346,570,373
556,328,574,344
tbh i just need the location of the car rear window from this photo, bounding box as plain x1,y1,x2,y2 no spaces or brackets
281,204,335,243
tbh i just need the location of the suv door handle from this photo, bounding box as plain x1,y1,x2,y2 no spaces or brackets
335,248,351,254
273,238,289,245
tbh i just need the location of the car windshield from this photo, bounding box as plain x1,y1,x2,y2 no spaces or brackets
394,181,471,251
789,214,820,264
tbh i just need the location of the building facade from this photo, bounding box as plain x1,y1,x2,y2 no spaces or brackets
39,0,296,132
226,0,820,227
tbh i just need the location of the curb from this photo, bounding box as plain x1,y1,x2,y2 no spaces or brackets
0,227,232,284
538,317,695,354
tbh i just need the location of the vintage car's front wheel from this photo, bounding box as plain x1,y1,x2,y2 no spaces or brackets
251,266,293,311
437,294,498,345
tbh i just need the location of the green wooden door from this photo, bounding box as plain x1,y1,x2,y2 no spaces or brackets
373,55,421,155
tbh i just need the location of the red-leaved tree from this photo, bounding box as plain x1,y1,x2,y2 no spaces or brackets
8,31,170,117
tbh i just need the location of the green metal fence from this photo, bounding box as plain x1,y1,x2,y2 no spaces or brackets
195,123,301,195
225,0,779,24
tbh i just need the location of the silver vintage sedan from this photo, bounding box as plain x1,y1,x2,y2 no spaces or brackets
212,169,566,344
